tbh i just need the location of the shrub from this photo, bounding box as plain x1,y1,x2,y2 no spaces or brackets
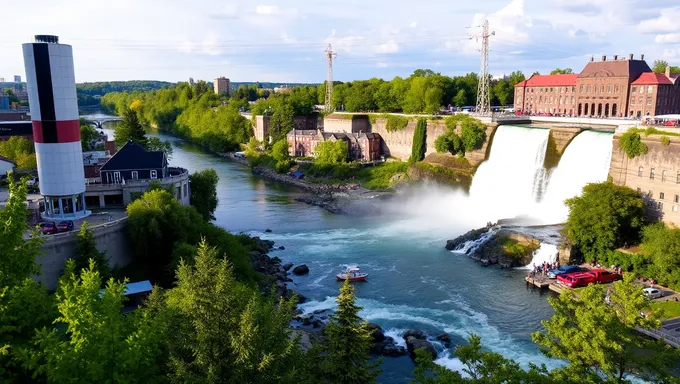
661,135,670,146
271,139,290,162
385,115,410,132
316,141,348,164
619,131,648,158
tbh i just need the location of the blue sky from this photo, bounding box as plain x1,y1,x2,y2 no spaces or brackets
1,0,679,83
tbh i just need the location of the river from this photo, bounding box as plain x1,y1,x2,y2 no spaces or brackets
95,119,558,382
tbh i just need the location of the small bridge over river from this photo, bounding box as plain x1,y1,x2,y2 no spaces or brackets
84,117,122,128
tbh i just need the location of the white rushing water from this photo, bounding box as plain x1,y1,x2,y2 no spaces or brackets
519,243,558,270
469,126,550,222
539,130,614,224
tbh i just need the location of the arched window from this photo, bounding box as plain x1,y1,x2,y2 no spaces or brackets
639,166,644,177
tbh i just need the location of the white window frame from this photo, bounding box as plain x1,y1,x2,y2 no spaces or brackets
114,172,121,184
131,171,138,180
150,170,158,179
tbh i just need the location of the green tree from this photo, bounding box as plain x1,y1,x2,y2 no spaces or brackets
245,137,260,157
409,118,427,163
322,278,381,383
492,80,512,105
0,136,36,171
165,239,301,383
268,98,295,146
272,139,290,162
619,130,648,158
315,140,348,164
27,259,168,384
0,176,54,382
459,118,486,153
73,221,111,281
79,118,100,151
564,182,646,261
508,70,526,86
642,223,680,288
533,274,677,383
146,136,174,161
550,68,573,75
114,107,148,148
650,60,680,74
453,90,467,108
189,168,219,221
424,87,443,114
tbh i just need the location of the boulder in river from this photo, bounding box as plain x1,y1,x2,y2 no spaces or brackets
282,263,293,271
403,329,426,340
405,337,437,360
371,336,408,357
436,333,451,347
292,265,310,275
445,224,496,251
366,323,385,343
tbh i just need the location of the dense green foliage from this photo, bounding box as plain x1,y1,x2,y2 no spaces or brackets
101,82,252,152
407,162,472,188
533,274,677,383
409,118,427,163
642,223,680,290
0,136,36,170
79,118,101,151
435,115,486,155
619,130,648,158
114,106,148,148
565,182,646,261
661,135,670,146
0,176,54,382
125,189,257,286
272,139,291,173
189,168,220,221
652,60,680,74
550,68,573,74
73,221,110,280
385,115,410,132
322,278,381,383
76,80,173,96
315,141,349,164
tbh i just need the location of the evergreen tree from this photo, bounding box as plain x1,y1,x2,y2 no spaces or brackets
114,106,148,148
73,221,111,281
322,278,381,384
409,118,427,163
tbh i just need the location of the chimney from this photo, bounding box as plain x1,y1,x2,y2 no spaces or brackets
666,65,672,78
641,54,645,61
590,56,594,62
629,53,634,60
613,55,618,60
602,55,607,61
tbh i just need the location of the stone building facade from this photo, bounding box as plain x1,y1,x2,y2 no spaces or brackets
515,55,680,118
286,129,382,161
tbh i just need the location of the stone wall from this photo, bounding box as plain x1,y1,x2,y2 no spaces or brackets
609,134,680,226
36,217,132,290
544,127,583,169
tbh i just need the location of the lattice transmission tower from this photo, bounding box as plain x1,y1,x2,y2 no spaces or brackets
324,44,338,113
470,20,495,116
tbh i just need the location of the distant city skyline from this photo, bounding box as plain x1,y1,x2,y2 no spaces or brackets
1,0,679,83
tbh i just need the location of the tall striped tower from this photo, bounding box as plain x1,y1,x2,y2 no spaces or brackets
23,35,89,219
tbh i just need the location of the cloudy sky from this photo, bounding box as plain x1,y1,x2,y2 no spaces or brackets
1,0,679,83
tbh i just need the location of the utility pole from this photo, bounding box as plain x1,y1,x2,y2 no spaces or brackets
470,20,495,116
324,44,338,113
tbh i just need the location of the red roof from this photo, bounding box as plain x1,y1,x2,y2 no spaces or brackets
632,72,673,85
514,74,578,88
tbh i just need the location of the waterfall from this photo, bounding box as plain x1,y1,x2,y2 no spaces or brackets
539,131,614,224
518,243,558,270
469,126,550,222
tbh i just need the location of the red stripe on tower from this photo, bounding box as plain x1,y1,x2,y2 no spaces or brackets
32,120,80,143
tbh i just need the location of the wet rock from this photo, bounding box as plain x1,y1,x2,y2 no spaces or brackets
293,264,310,275
271,256,281,263
436,333,451,347
405,337,437,360
265,229,272,233
366,323,385,343
371,337,408,357
279,246,285,250
445,224,495,251
282,263,293,271
403,329,426,340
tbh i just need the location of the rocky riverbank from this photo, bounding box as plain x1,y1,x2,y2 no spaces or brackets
224,152,388,215
446,224,542,268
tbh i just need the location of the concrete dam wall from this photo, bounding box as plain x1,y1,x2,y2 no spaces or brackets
36,217,132,290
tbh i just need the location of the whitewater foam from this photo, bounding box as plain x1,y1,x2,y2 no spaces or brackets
519,243,558,270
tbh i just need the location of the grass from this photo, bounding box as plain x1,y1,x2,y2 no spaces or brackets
353,162,409,190
408,162,472,189
650,300,680,320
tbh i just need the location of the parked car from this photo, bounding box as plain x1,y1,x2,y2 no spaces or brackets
547,265,583,279
40,221,58,235
557,273,595,288
643,287,663,299
57,220,74,232
586,269,622,284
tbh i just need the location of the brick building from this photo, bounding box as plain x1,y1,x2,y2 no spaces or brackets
286,129,382,161
514,55,680,118
213,77,230,96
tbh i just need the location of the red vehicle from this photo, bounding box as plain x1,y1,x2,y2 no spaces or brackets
586,269,622,284
40,221,58,235
557,273,596,288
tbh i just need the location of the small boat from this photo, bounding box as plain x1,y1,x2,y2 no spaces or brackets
336,267,368,281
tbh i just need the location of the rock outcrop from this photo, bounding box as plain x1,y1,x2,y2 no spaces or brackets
404,337,437,360
445,223,496,251
292,264,310,275
447,227,541,268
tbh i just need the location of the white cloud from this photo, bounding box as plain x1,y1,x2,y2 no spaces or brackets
410,21,418,28
255,5,279,15
655,33,680,44
376,62,388,68
376,40,399,54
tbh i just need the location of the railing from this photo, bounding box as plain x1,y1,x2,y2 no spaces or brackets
85,168,189,189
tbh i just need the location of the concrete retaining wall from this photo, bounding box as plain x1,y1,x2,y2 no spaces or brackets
35,217,131,290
